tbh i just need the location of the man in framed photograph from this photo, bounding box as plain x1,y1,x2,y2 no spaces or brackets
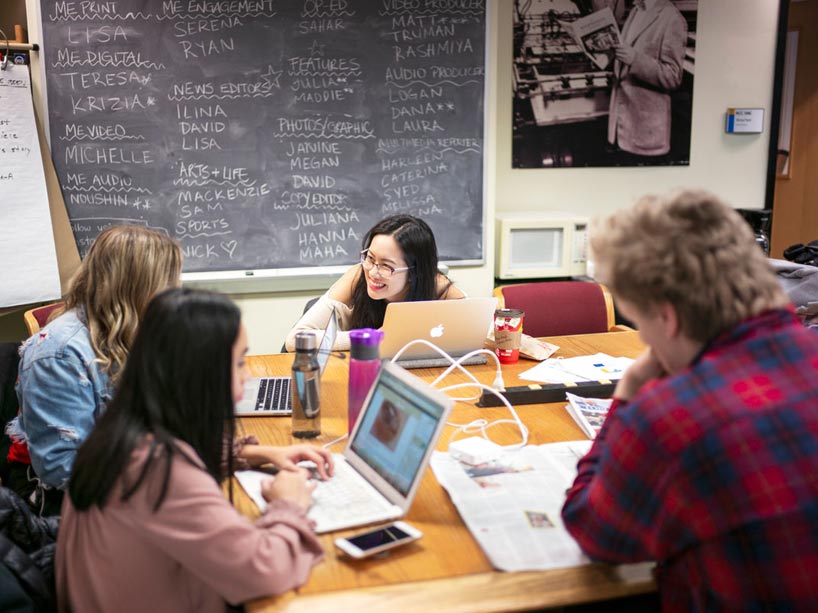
608,0,687,160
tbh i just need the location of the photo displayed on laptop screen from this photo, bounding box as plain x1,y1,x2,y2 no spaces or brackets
349,368,443,496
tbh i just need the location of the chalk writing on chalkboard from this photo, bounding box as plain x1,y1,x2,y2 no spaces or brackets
39,0,486,274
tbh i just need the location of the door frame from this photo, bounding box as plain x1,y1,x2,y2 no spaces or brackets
765,0,792,211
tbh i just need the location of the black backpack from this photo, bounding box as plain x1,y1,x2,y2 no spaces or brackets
783,241,818,268
0,487,59,612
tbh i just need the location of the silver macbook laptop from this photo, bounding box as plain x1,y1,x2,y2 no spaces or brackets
380,297,497,368
235,361,454,533
234,309,337,416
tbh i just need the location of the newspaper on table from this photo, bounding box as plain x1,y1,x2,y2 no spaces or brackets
430,440,653,581
565,392,613,439
560,7,621,70
430,442,592,571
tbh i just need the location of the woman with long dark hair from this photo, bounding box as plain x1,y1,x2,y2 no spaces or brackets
285,214,464,351
57,288,330,612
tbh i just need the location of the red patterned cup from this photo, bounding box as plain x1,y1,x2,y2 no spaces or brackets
494,309,524,364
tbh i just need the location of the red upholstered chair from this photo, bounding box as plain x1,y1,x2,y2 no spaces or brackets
493,282,617,337
23,302,65,336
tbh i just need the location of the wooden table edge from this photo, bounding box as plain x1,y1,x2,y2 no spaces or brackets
250,564,656,612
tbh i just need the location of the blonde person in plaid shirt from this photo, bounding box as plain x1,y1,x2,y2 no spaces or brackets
562,190,818,611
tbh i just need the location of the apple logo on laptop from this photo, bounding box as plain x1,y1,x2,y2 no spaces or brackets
430,324,444,338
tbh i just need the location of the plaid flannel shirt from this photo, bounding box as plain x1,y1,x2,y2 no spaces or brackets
562,308,818,611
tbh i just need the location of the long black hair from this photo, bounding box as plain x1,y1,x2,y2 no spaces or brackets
349,215,451,329
68,288,240,512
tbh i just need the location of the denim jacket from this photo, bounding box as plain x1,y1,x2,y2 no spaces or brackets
16,309,112,490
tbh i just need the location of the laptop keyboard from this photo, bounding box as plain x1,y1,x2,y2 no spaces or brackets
256,378,292,413
308,458,401,533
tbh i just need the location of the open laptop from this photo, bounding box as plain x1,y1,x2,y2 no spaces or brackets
380,297,497,369
234,309,337,416
235,360,454,533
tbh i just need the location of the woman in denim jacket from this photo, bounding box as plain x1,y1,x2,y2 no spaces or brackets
13,226,183,515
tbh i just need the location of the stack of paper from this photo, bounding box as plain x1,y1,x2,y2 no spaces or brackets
518,352,634,385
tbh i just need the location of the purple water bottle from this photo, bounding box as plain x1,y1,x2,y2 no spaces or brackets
348,328,384,434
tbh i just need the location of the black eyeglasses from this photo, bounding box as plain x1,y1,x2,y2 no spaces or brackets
359,250,412,280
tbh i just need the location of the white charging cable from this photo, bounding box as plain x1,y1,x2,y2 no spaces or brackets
319,339,492,449
441,381,529,450
322,434,347,449
391,339,529,450
320,340,529,451
391,339,505,396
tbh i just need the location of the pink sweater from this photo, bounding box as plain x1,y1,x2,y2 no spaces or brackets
56,438,323,612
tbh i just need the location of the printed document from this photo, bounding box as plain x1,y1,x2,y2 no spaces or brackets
519,352,634,384
564,392,613,439
560,7,621,70
431,441,654,579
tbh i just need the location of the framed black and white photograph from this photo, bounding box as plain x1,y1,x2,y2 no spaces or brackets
512,0,699,168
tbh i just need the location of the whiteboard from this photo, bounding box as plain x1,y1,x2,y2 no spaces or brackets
0,63,61,308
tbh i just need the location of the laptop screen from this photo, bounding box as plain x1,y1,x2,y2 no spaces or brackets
316,308,337,374
380,297,497,361
349,366,445,496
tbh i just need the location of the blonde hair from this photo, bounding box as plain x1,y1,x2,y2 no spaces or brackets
63,225,182,383
590,190,788,343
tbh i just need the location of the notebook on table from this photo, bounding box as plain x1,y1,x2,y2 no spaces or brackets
234,309,337,417
380,297,497,369
236,360,454,533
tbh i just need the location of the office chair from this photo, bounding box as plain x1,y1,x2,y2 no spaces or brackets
23,302,65,337
493,281,616,337
280,296,321,353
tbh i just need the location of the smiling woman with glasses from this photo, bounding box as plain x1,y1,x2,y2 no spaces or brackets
359,249,412,279
285,215,465,352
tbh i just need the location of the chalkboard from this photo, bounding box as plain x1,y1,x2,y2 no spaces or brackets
37,0,486,275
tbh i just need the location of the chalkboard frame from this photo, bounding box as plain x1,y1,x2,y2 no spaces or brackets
27,0,490,293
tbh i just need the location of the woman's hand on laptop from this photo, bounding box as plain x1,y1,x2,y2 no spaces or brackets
269,444,335,481
240,444,335,480
261,470,316,511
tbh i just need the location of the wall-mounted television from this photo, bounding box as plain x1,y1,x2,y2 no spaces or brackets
495,212,588,279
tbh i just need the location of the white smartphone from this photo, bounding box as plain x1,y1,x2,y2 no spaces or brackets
334,521,422,559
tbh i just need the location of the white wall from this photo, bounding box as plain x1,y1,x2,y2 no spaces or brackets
494,0,779,217
234,0,781,355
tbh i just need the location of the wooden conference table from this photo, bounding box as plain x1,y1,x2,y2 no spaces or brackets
236,331,655,612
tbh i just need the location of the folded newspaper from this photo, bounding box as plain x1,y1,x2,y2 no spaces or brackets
565,392,613,439
560,7,621,70
430,442,654,580
430,441,594,571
